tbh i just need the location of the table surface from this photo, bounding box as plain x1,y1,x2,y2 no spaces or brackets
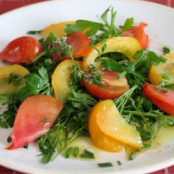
0,0,174,174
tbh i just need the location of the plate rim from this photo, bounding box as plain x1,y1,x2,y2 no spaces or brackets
0,0,174,174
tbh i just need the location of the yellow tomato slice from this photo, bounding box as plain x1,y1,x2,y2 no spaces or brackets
149,53,174,85
82,37,142,71
52,59,82,102
0,64,29,94
40,21,74,39
88,99,143,152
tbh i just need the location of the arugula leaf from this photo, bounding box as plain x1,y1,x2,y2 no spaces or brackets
64,6,128,44
64,20,104,37
37,88,98,163
0,94,19,128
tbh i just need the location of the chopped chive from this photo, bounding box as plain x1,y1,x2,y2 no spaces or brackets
88,79,93,85
73,146,79,157
97,162,113,167
84,149,94,156
23,144,28,149
27,30,41,34
161,88,168,93
80,154,94,159
80,149,95,159
129,150,136,160
7,136,12,143
2,59,6,63
116,71,127,79
42,118,50,122
8,73,14,84
163,47,170,54
160,73,170,80
117,160,122,165
100,39,106,44
14,76,22,85
65,147,73,158
102,43,107,53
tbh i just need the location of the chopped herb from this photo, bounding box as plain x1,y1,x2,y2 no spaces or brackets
133,49,166,70
102,43,107,53
80,149,95,159
117,161,122,165
65,147,73,158
119,17,134,32
23,144,28,149
8,73,14,84
42,118,50,122
7,136,12,143
129,150,137,160
160,73,170,80
8,73,23,85
116,71,127,79
73,146,79,157
64,6,134,44
27,30,41,35
97,162,113,167
161,88,168,93
163,47,170,54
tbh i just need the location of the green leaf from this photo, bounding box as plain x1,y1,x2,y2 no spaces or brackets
101,58,135,74
160,73,170,80
133,49,167,70
65,20,104,36
39,66,49,84
163,47,170,54
119,17,134,32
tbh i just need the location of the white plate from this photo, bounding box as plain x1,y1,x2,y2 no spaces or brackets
0,0,174,174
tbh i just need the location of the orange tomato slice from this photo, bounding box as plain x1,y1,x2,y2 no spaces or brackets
88,99,143,152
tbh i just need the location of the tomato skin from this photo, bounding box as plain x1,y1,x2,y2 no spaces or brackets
122,22,149,49
88,100,124,152
67,31,91,58
0,36,43,64
51,31,91,62
83,71,129,99
143,83,174,116
6,95,63,150
88,99,142,152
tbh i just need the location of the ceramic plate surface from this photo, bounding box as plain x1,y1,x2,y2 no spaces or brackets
0,0,174,174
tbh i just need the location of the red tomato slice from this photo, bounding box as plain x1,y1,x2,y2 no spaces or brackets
51,31,91,62
143,83,174,116
0,36,43,64
6,95,63,150
122,22,149,49
83,71,129,99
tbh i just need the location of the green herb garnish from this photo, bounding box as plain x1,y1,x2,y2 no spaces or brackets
97,162,113,167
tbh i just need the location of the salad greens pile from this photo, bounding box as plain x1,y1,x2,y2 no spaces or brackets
0,6,174,164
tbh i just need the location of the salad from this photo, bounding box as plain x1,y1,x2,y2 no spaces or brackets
0,6,174,165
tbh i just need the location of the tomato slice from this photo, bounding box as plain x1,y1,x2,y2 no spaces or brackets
143,83,174,116
122,22,149,49
0,36,43,64
51,31,91,62
88,99,142,152
0,64,29,94
6,95,63,150
83,71,129,99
